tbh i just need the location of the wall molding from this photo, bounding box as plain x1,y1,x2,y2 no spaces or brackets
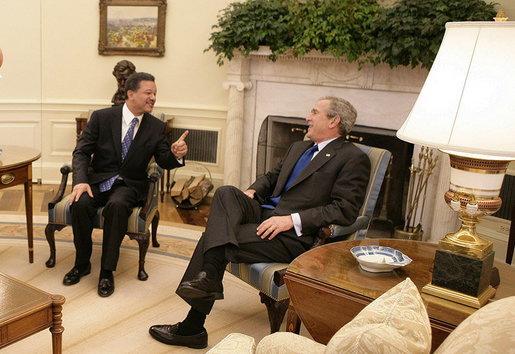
0,99,228,117
0,100,228,185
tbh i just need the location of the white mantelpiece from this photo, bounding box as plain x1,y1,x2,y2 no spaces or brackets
222,47,458,243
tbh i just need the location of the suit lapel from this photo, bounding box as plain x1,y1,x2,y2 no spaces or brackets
112,106,123,161
286,137,345,191
273,141,313,196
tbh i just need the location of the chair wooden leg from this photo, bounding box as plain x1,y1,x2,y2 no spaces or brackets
259,292,289,333
160,175,165,203
152,210,160,248
45,224,66,268
166,169,171,194
136,234,150,281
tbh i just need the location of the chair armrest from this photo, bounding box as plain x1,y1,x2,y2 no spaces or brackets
146,161,163,178
48,164,72,209
139,164,161,220
273,268,287,287
328,216,370,238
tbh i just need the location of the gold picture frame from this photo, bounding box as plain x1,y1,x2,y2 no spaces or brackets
99,0,166,57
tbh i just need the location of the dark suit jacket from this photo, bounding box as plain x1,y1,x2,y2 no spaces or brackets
72,105,183,200
249,137,370,235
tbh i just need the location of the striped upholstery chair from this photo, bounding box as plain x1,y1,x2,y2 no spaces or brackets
44,163,161,281
226,143,392,333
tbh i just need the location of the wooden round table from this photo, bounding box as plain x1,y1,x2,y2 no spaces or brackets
284,239,515,351
0,145,41,262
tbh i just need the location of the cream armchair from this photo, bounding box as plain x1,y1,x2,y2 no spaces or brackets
207,278,515,354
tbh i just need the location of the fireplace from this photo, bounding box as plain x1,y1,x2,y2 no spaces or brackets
222,47,460,243
256,115,413,228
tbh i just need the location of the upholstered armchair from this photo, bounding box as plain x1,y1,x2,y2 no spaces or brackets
44,162,161,280
225,143,392,333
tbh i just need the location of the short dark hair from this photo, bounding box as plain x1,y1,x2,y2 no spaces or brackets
125,72,155,94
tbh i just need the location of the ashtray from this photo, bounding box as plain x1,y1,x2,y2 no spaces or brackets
350,246,412,273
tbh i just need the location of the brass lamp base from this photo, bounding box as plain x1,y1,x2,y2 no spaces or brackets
439,216,493,258
422,283,496,309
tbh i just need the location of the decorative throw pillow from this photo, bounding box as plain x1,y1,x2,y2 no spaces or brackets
325,277,431,354
207,333,256,354
434,296,515,353
256,332,326,354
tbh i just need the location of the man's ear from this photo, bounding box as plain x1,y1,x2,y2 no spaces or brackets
126,90,134,100
330,115,341,128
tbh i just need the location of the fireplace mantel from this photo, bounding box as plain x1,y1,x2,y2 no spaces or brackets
222,47,457,243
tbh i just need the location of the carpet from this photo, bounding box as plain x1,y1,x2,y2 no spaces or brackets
0,218,281,353
0,215,202,262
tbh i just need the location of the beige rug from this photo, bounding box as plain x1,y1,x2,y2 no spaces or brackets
0,219,292,353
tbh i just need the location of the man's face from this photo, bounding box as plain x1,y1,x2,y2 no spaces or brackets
306,99,339,143
127,80,156,115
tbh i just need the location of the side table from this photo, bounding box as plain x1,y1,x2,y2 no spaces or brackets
284,239,515,352
0,145,41,263
0,273,65,353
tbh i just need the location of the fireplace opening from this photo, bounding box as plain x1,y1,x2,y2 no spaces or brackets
256,115,413,229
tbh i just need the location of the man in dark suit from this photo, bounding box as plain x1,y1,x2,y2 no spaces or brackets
149,96,370,349
63,72,188,297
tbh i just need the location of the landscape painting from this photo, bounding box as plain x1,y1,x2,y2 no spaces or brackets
107,6,158,48
99,0,167,57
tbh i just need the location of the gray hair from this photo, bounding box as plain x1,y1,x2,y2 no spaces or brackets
320,96,357,136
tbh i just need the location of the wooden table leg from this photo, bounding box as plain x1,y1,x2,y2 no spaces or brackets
24,164,34,263
50,295,65,354
286,303,301,334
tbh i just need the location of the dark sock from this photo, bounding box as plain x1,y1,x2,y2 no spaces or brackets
75,262,90,273
178,308,206,335
202,245,228,280
100,268,113,279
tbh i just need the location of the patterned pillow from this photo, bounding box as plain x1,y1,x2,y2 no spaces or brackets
325,278,431,354
256,332,326,353
434,296,515,353
207,333,256,354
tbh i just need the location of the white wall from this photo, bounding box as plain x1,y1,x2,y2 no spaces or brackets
1,0,513,185
0,0,232,185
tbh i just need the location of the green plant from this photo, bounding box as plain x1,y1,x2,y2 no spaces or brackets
206,0,498,69
205,0,291,65
373,0,497,69
287,0,379,63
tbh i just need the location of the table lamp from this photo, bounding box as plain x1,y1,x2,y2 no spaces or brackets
396,20,515,308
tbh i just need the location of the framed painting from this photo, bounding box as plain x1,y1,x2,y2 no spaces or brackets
99,0,167,57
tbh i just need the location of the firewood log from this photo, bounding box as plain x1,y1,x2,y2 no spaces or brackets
187,178,212,204
171,178,187,197
188,175,205,192
173,176,194,203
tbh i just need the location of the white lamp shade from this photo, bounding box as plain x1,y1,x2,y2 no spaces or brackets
397,22,515,159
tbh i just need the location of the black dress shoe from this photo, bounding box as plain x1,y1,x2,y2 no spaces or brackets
149,323,207,349
63,263,91,286
177,271,223,300
98,274,115,297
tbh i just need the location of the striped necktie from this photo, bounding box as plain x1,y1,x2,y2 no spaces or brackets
99,117,138,192
263,144,318,209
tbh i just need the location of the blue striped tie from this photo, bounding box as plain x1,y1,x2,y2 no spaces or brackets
262,144,318,209
99,117,138,192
